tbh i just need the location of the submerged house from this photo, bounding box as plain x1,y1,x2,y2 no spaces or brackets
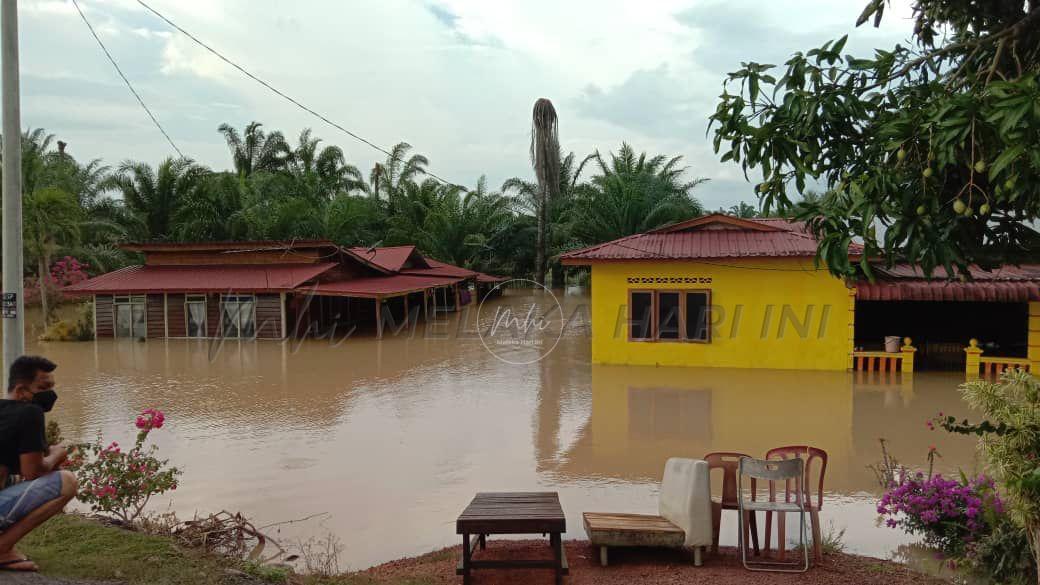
561,213,1040,374
65,241,505,340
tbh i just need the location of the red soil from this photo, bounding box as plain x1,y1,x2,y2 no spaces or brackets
358,539,947,585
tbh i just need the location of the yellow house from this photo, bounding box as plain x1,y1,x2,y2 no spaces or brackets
561,214,1040,373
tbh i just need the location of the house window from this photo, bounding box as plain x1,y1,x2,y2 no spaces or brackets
629,291,654,340
185,294,207,338
220,294,256,338
685,291,710,341
628,289,711,343
113,295,147,339
657,291,681,340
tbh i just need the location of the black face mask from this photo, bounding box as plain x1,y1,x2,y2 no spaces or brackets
31,390,58,413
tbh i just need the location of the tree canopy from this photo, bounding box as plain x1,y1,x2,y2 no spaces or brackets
1,122,708,301
710,0,1040,278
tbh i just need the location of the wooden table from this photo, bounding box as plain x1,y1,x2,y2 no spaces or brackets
456,492,568,585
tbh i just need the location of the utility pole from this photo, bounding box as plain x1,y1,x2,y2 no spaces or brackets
2,0,23,372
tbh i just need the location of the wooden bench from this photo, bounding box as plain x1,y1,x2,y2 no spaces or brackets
583,512,695,567
456,492,568,585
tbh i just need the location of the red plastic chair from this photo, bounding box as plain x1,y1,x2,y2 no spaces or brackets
704,452,759,556
763,446,828,563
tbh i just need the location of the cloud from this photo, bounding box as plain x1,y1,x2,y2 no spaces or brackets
425,3,459,28
575,65,715,140
20,0,916,211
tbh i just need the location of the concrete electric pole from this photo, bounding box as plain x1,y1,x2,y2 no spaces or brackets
2,0,23,373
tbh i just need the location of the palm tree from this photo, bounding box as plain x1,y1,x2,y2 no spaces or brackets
1,129,129,303
569,143,706,244
503,149,594,285
287,128,366,200
108,157,209,240
369,142,428,203
218,121,289,177
172,172,245,241
319,193,386,246
24,187,83,323
419,176,514,271
529,98,560,286
385,177,449,245
723,201,760,218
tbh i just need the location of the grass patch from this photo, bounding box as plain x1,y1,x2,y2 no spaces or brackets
21,513,439,585
304,577,439,585
21,513,251,585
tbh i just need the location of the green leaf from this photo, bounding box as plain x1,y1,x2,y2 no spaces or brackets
989,145,1024,180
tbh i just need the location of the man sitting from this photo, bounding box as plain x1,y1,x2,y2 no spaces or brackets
0,356,78,572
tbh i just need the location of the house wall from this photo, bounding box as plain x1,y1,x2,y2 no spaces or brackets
92,291,284,339
589,258,852,370
146,294,165,338
95,295,114,338
255,294,283,338
166,293,187,337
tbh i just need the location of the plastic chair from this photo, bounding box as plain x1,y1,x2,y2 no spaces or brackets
704,452,759,556
738,457,808,573
763,446,828,564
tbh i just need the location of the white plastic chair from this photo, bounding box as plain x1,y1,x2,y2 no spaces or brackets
737,457,809,572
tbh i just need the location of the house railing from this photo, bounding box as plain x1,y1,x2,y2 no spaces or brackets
965,338,1032,378
852,338,916,372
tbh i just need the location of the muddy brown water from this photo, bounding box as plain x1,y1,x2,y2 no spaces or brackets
16,290,979,571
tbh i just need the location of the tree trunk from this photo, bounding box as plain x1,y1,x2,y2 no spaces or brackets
38,255,50,326
1029,521,1040,585
551,263,564,289
535,185,547,286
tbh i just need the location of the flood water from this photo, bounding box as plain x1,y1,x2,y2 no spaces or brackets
20,290,981,570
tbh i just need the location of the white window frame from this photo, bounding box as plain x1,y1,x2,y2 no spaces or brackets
220,294,257,339
184,294,208,338
113,295,147,339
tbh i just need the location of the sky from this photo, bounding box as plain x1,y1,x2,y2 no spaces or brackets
18,0,916,211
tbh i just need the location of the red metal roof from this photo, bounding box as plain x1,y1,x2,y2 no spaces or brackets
401,258,479,279
650,214,784,233
476,272,508,283
347,245,428,273
856,280,1040,302
856,263,1040,301
64,263,336,294
306,274,463,298
121,240,336,253
561,214,862,263
873,264,1040,281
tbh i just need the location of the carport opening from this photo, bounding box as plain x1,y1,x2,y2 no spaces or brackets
855,301,1028,371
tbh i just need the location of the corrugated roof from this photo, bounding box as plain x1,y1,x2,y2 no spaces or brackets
401,258,479,278
561,214,862,263
306,274,463,298
476,272,509,283
856,280,1040,302
873,264,1040,281
64,263,336,294
856,263,1040,301
121,240,336,253
347,245,428,273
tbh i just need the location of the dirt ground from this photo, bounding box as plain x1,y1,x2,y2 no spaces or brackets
358,539,948,585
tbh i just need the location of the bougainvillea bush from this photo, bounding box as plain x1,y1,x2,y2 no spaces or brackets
67,408,181,525
878,471,1003,561
937,370,1040,584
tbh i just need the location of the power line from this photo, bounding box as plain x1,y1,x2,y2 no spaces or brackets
71,0,184,158
134,0,463,188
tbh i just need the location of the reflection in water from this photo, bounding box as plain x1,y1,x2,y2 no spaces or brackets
27,291,980,568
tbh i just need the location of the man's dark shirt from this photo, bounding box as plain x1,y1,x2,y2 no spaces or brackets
0,399,46,475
